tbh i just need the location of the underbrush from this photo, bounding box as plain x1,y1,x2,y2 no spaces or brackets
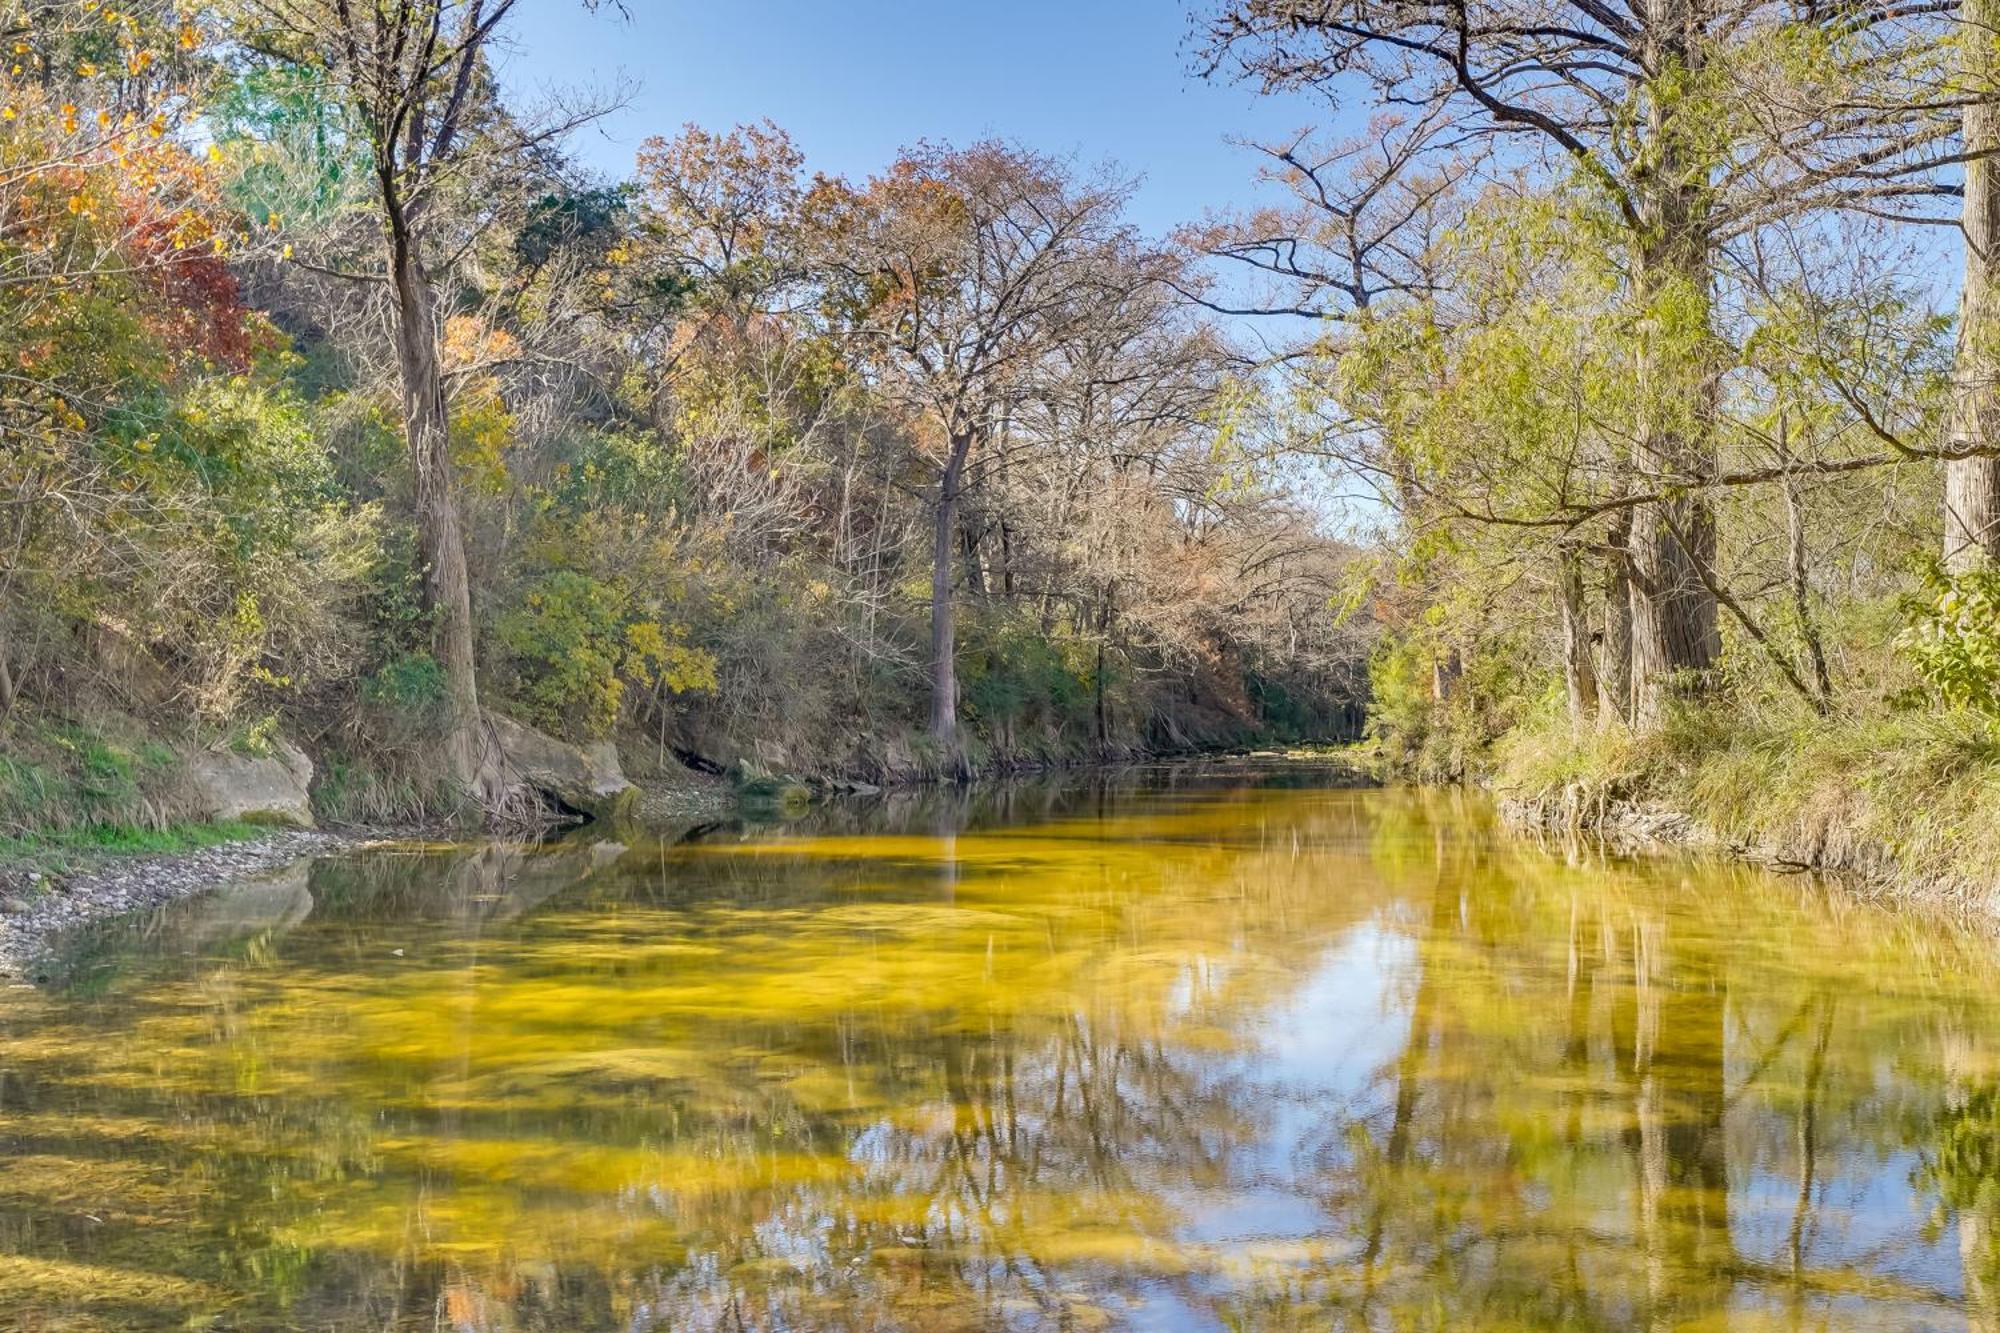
1494,696,2000,907
0,710,202,837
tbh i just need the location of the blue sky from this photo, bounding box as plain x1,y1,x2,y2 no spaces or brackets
497,1,1320,237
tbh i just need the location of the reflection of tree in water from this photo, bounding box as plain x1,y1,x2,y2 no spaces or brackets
0,777,1391,1329
5,776,2000,1329
1222,801,1992,1331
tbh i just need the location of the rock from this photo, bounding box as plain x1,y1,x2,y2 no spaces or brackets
188,737,315,829
0,896,29,916
880,736,918,782
730,758,812,808
488,713,638,823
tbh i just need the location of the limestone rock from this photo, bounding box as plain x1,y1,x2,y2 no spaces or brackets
188,737,315,829
488,714,638,823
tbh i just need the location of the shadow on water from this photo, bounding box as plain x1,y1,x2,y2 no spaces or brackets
3,764,1999,1329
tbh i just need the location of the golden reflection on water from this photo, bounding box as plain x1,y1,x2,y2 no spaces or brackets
2,770,1999,1329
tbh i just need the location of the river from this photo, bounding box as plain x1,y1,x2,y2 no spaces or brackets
0,762,1995,1329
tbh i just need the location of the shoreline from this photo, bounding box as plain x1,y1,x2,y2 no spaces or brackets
0,750,1368,982
0,828,363,981
1493,787,1996,921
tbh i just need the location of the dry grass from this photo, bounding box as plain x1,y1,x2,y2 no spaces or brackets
1494,695,2000,912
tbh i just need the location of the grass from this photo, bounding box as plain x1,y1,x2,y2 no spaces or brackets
0,819,264,881
0,713,198,837
0,709,270,881
1492,693,2000,909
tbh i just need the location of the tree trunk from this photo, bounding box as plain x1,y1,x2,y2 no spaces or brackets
1628,495,1719,728
1557,544,1598,734
1599,517,1634,731
929,434,973,752
1430,648,1462,704
961,517,986,597
1785,476,1834,705
1625,0,1722,730
388,205,496,809
1950,0,2000,573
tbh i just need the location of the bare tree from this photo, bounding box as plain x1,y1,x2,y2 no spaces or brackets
808,143,1140,756
1204,0,1957,726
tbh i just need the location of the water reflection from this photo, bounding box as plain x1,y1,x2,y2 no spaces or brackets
0,770,1996,1328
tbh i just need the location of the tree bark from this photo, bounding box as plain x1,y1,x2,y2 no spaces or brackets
387,198,496,808
1950,0,2000,573
1599,516,1634,730
961,516,986,597
1627,8,1721,728
1430,647,1463,704
929,433,973,752
1557,544,1598,734
1785,477,1834,705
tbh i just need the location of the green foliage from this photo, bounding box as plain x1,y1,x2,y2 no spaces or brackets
517,186,630,270
212,64,364,229
1899,563,2000,719
360,653,447,722
1367,627,1537,784
960,620,1094,735
494,570,717,740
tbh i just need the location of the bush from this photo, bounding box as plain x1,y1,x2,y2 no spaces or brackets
493,570,716,739
1900,563,2000,720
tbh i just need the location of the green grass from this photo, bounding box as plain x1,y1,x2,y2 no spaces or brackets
0,715,195,838
0,820,263,880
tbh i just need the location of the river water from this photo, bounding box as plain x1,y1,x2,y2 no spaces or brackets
0,763,1996,1330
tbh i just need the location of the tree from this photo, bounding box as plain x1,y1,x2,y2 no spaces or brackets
1951,0,2000,571
1204,0,1956,727
233,0,614,814
807,143,1138,755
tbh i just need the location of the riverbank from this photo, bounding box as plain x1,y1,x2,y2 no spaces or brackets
0,828,360,979
0,743,1366,979
1489,700,2000,916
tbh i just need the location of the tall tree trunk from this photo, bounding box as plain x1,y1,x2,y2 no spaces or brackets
1950,0,2000,573
1558,544,1599,734
1627,17,1721,728
961,517,986,597
929,434,973,752
387,202,495,809
1600,517,1634,730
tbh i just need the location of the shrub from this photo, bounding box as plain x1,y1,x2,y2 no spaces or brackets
493,570,716,739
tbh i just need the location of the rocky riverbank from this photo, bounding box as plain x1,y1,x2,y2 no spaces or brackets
0,829,358,980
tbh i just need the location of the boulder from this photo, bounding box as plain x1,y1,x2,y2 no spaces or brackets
488,714,638,823
188,737,315,829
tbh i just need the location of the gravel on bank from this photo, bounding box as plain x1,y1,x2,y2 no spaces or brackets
0,829,359,979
